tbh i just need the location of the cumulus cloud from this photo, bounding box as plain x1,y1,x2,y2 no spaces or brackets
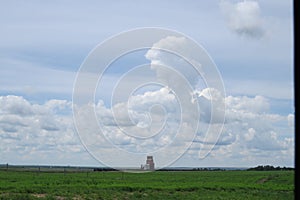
0,96,34,116
0,92,294,167
187,92,294,164
143,35,226,161
0,95,83,165
226,95,269,114
145,36,202,89
287,114,294,127
71,34,292,167
0,34,293,166
194,87,225,123
220,0,265,38
245,128,255,141
93,89,292,165
76,88,184,154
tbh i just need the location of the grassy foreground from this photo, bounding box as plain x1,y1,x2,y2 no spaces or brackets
0,170,294,199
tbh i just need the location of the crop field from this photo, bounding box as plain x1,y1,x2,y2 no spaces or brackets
0,169,294,200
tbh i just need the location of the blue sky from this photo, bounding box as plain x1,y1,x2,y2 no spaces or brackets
0,0,294,168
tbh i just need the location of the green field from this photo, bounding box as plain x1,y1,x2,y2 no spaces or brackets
0,170,294,200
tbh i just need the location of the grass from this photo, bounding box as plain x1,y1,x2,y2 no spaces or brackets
0,169,294,199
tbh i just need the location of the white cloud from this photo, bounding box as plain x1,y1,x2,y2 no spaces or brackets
220,0,265,38
0,92,294,167
93,88,294,166
245,128,255,141
287,114,294,127
143,35,226,160
226,95,269,114
0,96,34,116
145,36,203,89
191,93,294,165
0,95,84,165
74,29,294,165
194,88,225,124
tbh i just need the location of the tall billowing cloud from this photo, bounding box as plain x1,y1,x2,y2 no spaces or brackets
144,35,227,159
220,0,265,38
145,36,202,89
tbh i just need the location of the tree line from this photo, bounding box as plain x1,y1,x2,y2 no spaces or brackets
247,165,294,171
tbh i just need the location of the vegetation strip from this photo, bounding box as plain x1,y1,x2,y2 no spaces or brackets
0,169,294,199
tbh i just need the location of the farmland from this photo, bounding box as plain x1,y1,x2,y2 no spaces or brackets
0,168,294,199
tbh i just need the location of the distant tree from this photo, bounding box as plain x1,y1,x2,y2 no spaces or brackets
247,165,294,171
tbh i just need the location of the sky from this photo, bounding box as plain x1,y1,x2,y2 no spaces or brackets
0,0,294,168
